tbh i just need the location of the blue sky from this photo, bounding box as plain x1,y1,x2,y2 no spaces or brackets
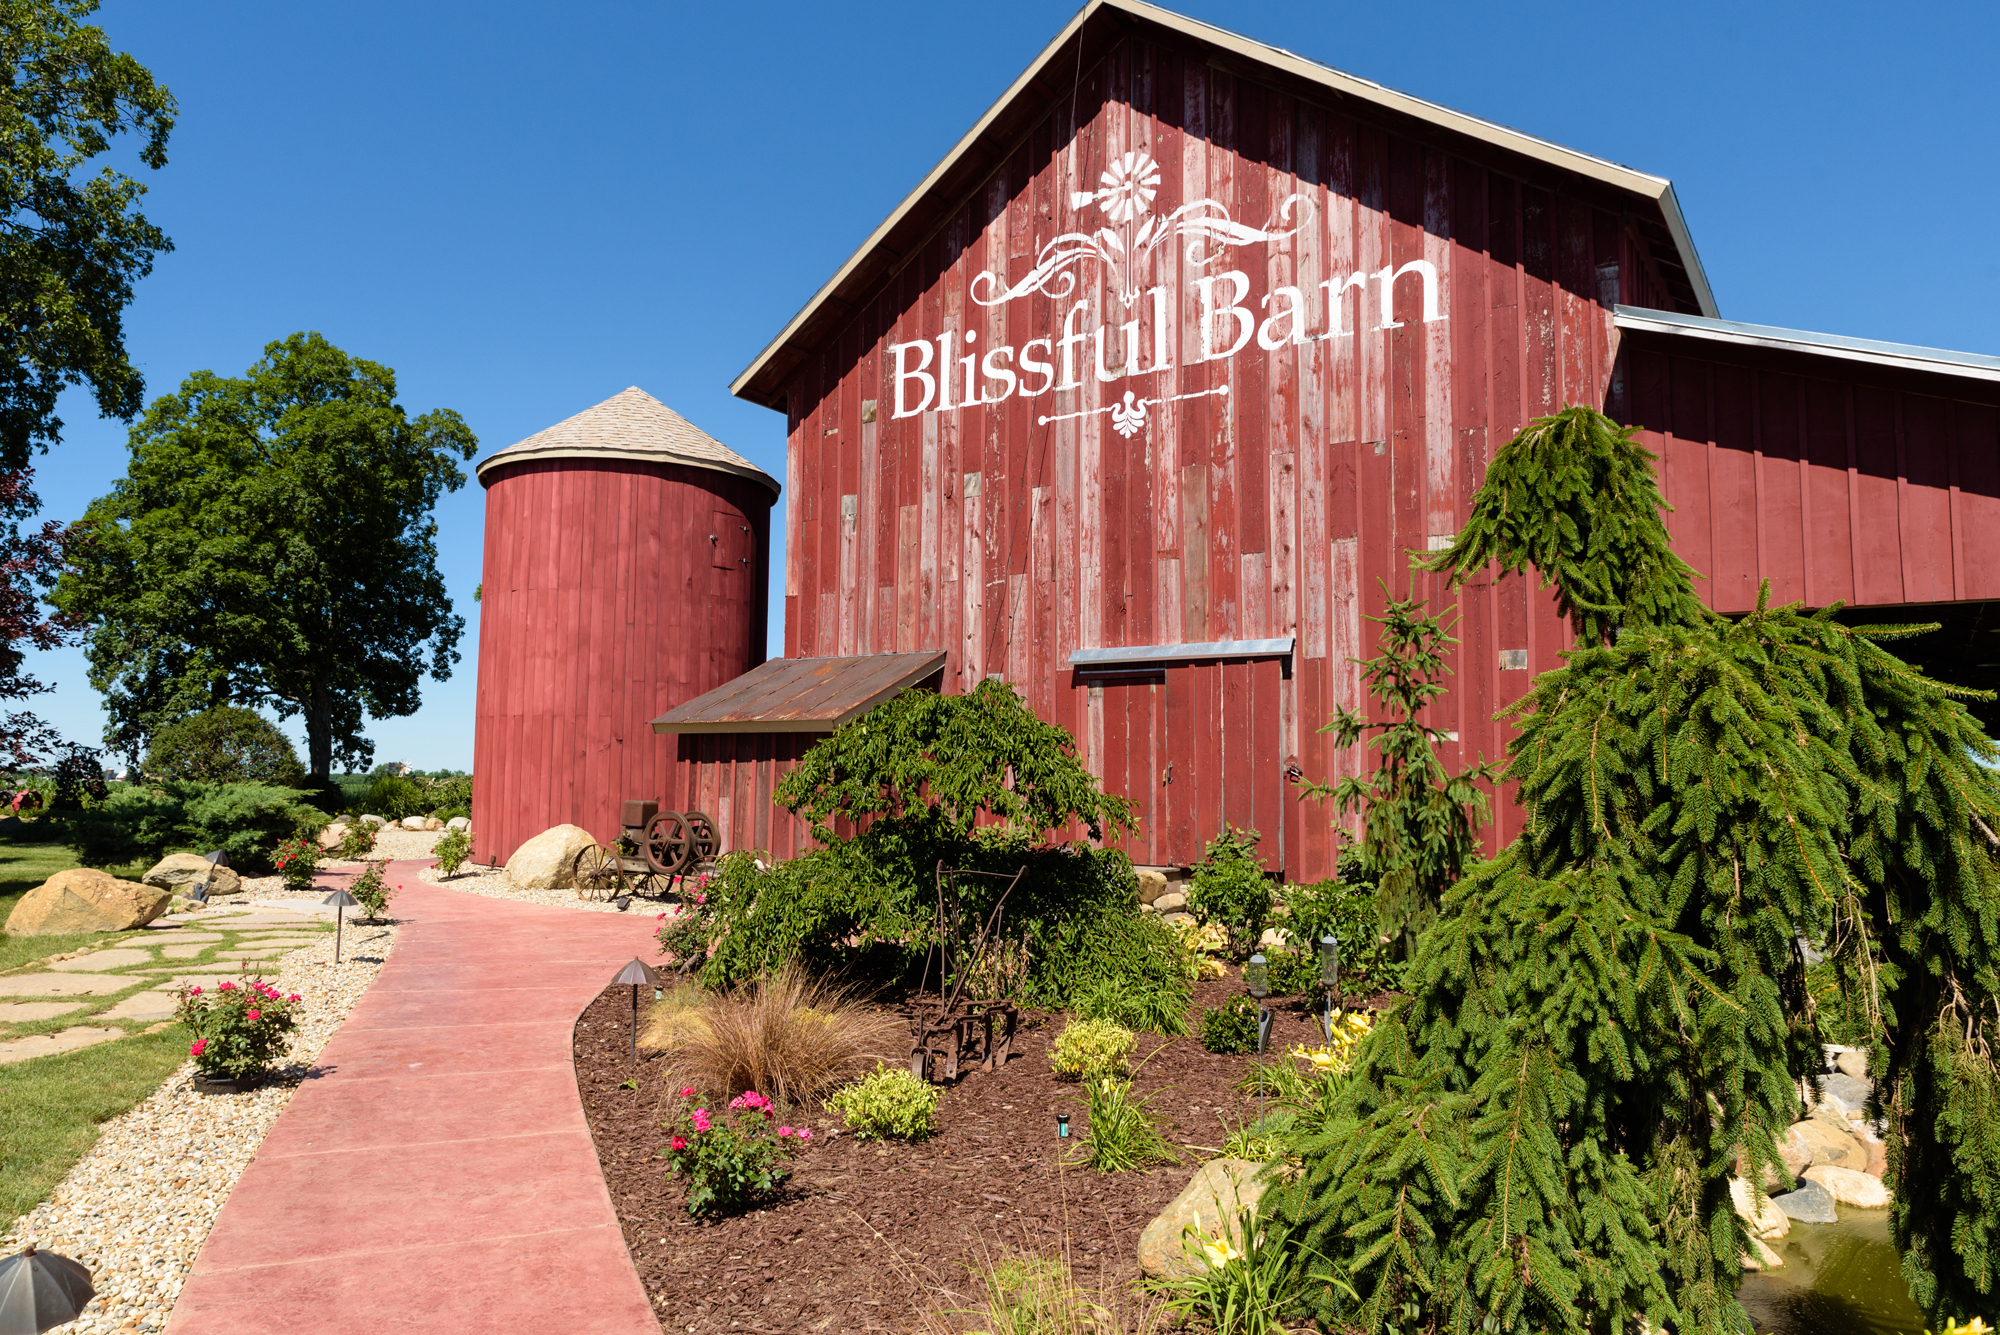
26,0,1999,771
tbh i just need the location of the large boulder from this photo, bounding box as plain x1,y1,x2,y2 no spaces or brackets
1814,1073,1872,1117
1729,1176,1790,1240
1787,1117,1869,1173
1773,1180,1839,1225
399,815,427,831
142,852,242,899
5,868,171,936
445,816,470,833
1135,869,1168,906
1834,1048,1870,1080
359,814,387,828
1805,1165,1892,1208
1137,1158,1273,1280
504,824,595,891
1152,892,1188,914
317,821,351,851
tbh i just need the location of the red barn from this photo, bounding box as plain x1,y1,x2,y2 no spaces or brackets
648,0,2000,882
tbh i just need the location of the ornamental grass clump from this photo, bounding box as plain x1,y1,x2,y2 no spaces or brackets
1048,1017,1135,1082
825,1063,940,1141
659,962,899,1105
661,1086,809,1216
1070,1074,1177,1174
175,978,301,1082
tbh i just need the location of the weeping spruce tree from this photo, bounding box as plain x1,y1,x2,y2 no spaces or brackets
1277,405,2000,1332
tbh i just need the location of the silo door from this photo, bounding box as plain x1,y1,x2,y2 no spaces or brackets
710,511,751,571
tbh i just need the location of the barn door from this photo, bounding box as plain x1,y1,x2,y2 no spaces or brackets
1162,658,1287,876
710,510,751,571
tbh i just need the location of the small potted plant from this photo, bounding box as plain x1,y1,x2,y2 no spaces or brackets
176,979,301,1088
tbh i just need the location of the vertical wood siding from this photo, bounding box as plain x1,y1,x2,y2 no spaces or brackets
471,458,771,865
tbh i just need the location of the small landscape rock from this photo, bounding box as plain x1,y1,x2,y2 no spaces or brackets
1152,891,1187,913
143,853,242,899
359,814,387,828
1804,1165,1892,1208
1815,1073,1871,1116
1135,869,1167,905
1741,1236,1785,1271
446,816,471,833
399,815,427,831
1835,1047,1870,1080
1773,1180,1839,1224
317,822,350,851
1787,1117,1868,1172
5,868,173,936
422,816,444,831
1137,1158,1272,1280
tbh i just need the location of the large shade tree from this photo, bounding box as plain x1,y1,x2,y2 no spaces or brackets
0,0,175,764
1279,405,2000,1333
53,332,478,775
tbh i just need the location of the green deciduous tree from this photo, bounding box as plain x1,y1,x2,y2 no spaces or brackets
1278,405,2000,1333
53,332,478,775
0,0,175,466
143,705,303,786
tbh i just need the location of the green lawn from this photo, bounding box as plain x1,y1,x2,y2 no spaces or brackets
0,1021,192,1221
0,828,331,1222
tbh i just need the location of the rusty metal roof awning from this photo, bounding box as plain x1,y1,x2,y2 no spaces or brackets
650,651,949,735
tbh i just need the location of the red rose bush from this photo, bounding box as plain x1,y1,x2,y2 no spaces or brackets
662,1086,810,1216
176,978,301,1082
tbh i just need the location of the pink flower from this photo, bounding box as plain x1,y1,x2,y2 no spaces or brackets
218,981,236,991
680,1086,695,1098
670,1135,687,1151
247,1009,261,1021
693,893,706,905
190,986,203,996
190,1039,207,1056
729,1095,747,1110
777,1126,793,1138
691,1110,711,1133
288,994,301,1002
797,1128,812,1141
656,912,666,921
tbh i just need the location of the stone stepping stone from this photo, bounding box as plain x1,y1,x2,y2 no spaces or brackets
0,1000,85,1023
229,937,321,948
0,1026,123,1065
0,973,134,997
147,931,224,942
49,949,156,972
99,990,180,1022
148,975,275,990
214,948,290,960
159,941,216,959
141,963,276,976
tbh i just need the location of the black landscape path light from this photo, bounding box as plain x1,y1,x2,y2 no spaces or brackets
323,888,359,963
1244,952,1272,1054
610,958,663,1073
1318,934,1340,1040
0,1243,94,1334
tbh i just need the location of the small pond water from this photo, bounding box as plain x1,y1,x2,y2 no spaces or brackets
1737,1209,1925,1335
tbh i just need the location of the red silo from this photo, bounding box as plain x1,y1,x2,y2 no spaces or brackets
470,387,779,864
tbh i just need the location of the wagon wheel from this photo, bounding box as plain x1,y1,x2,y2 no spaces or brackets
683,811,719,865
645,810,692,876
572,843,624,901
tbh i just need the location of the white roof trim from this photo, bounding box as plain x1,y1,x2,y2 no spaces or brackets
732,0,1717,400
1614,306,2000,383
1070,638,1295,667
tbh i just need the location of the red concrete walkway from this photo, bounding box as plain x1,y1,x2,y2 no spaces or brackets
166,863,664,1335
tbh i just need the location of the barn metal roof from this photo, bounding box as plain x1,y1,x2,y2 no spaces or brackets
649,651,949,734
475,386,781,495
732,0,1717,407
1615,306,2000,384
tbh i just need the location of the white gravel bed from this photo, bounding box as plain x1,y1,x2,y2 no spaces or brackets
1,919,401,1334
367,827,444,860
416,861,690,916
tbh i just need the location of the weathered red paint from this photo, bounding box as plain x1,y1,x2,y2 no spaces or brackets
471,457,771,865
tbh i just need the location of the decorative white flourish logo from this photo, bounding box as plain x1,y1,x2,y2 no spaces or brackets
969,147,1311,308
1109,390,1147,437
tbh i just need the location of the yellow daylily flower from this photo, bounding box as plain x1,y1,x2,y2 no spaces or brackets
1198,1229,1241,1270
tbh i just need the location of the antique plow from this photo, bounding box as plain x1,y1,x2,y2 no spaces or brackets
907,861,1026,1084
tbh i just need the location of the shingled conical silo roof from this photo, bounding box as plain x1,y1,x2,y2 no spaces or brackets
474,386,780,495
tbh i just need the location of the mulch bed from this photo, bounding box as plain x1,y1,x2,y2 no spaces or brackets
573,971,1353,1334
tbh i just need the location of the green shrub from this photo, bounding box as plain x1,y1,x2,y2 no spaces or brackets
363,775,425,821
54,779,323,871
1279,870,1409,997
1186,826,1273,959
434,826,471,876
334,822,377,860
1200,995,1261,1056
1071,1075,1178,1173
662,1088,806,1216
146,707,305,786
1263,947,1322,998
271,833,319,892
349,862,393,920
1049,1018,1135,1082
825,1063,940,1141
